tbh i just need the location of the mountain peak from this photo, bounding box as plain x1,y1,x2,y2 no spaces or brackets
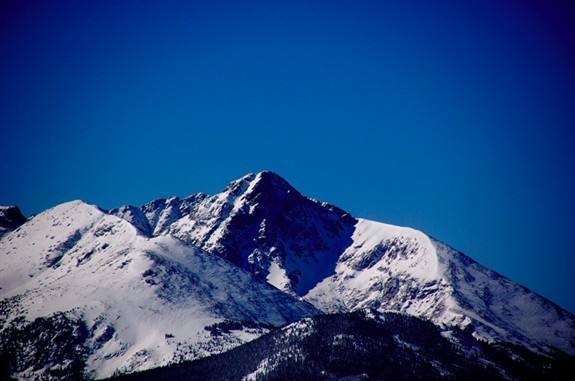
254,170,298,192
225,171,298,200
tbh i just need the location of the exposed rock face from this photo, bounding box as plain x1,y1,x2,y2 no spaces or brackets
0,205,26,237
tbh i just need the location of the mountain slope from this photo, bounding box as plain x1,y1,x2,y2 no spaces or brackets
111,310,574,381
305,219,575,355
0,201,317,379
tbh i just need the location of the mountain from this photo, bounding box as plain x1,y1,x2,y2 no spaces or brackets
0,205,27,238
111,172,356,296
0,201,317,379
111,310,574,381
305,219,575,355
1,171,574,380
111,171,575,356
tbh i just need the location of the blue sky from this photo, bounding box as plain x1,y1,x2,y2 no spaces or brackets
1,0,574,312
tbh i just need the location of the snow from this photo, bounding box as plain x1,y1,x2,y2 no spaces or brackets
266,259,291,292
282,317,315,338
304,218,447,314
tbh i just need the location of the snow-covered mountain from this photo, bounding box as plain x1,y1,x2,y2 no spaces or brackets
111,172,356,296
0,200,317,379
1,171,574,380
111,171,575,356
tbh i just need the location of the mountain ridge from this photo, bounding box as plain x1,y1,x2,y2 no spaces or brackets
1,171,574,380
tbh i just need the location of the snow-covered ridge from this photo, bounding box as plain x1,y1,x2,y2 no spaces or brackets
305,218,575,354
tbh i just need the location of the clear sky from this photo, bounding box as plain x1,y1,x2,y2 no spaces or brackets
1,0,574,312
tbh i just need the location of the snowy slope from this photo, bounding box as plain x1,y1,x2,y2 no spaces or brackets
305,219,575,354
0,201,317,379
